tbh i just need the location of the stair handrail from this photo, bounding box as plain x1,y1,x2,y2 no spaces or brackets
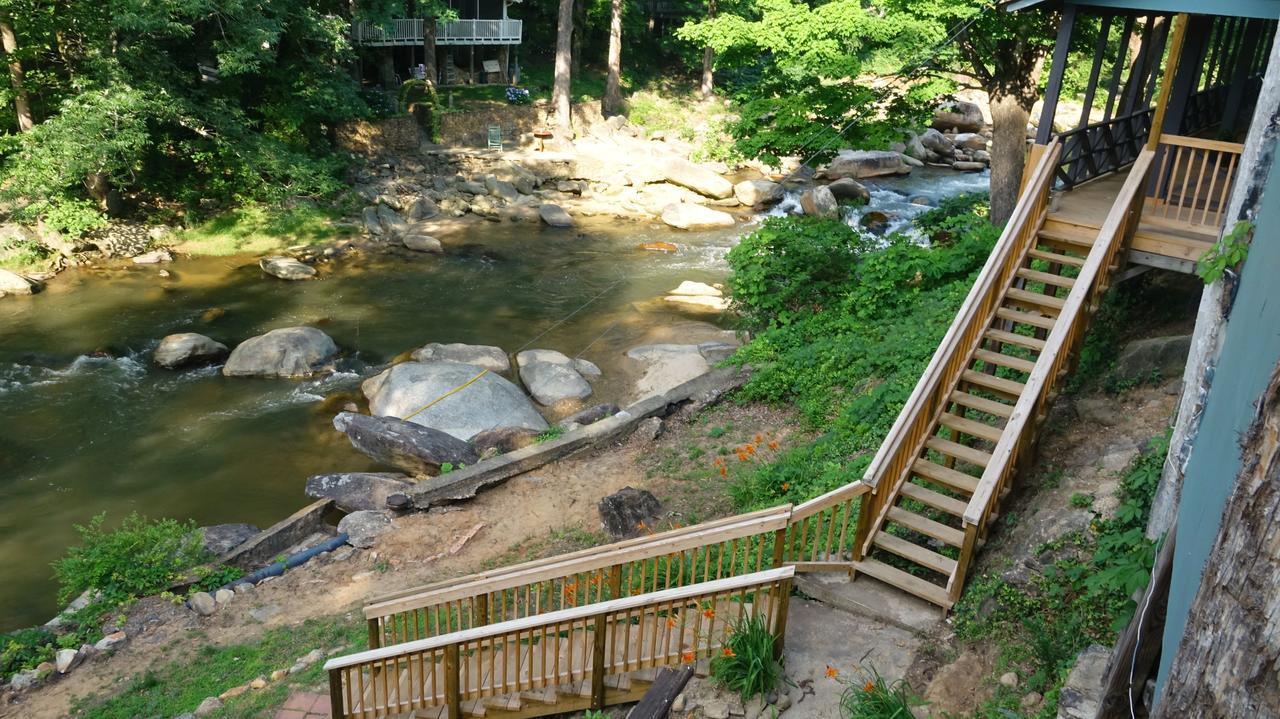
363,506,792,648
327,567,795,719
960,149,1156,544
855,140,1062,554
780,481,870,569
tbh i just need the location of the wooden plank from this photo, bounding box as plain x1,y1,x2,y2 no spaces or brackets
628,666,696,719
938,412,1004,443
872,531,958,575
886,507,965,547
972,348,1036,375
995,307,1057,331
1016,267,1076,288
1158,133,1244,154
949,391,1014,419
899,482,968,518
924,437,993,468
1038,226,1096,249
1130,230,1214,260
852,559,953,608
961,369,1028,399
911,459,980,494
984,328,1046,352
1028,247,1086,268
1006,287,1066,312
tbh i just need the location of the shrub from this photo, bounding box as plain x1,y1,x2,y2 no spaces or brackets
0,628,57,676
710,615,780,699
505,86,532,105
838,667,923,719
52,513,209,605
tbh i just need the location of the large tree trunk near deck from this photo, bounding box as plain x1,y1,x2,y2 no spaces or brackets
0,19,33,132
423,19,437,86
552,0,574,135
989,92,1033,226
700,0,715,99
1153,361,1280,717
603,0,624,116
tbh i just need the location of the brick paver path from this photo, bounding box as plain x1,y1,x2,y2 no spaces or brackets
275,691,331,719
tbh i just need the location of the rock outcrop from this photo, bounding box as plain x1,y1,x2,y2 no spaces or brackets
410,343,511,373
932,100,986,133
661,203,736,230
333,412,479,475
823,150,909,179
259,256,316,281
0,269,37,296
153,333,228,369
222,327,338,378
363,361,548,441
733,180,783,208
305,471,415,512
538,204,574,228
658,157,734,199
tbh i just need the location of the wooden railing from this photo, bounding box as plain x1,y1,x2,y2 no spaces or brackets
853,140,1062,561
956,149,1157,602
1146,134,1244,236
1055,109,1153,189
363,508,791,648
352,19,424,46
779,483,869,570
351,18,522,46
327,568,794,719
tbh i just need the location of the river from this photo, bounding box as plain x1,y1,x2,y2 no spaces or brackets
0,166,988,631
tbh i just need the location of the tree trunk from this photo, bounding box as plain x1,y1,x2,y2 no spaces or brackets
571,0,585,76
424,19,437,86
0,19,33,132
1153,360,1280,717
553,0,574,135
988,90,1032,226
699,0,715,99
602,0,624,116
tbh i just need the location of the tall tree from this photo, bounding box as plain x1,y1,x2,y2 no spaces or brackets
0,16,32,132
553,0,575,133
700,0,716,98
603,0,624,115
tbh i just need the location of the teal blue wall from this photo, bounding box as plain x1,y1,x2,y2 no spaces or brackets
1156,156,1280,692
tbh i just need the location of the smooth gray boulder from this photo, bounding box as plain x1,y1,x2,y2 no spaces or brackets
362,206,383,235
485,176,520,201
515,349,599,377
827,178,871,204
800,186,839,219
153,333,228,369
625,343,733,400
538,203,574,228
933,99,985,133
338,510,392,549
333,412,478,475
920,128,956,158
658,157,734,199
223,327,338,378
260,256,316,280
661,203,735,230
1115,335,1192,382
823,150,909,179
472,426,543,456
411,342,510,372
305,471,415,512
200,523,260,555
189,592,216,617
363,361,548,441
376,204,407,237
0,269,36,296
519,361,593,406
407,196,439,220
733,179,784,208
403,235,443,253
598,487,663,539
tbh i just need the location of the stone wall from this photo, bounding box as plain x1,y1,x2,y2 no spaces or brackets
439,99,606,148
334,116,422,154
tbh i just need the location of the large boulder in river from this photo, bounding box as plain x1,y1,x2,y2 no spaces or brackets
920,128,956,158
306,471,414,512
661,203,735,231
800,186,839,219
538,204,574,228
153,333,228,369
406,196,439,221
363,361,548,441
516,349,600,378
733,180,783,208
932,100,985,133
519,361,593,406
0,269,37,296
823,150,909,179
828,178,871,205
259,256,316,281
403,235,443,253
333,412,479,475
658,157,734,199
223,327,338,378
411,343,510,373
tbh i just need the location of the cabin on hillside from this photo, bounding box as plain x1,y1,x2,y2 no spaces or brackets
351,0,523,90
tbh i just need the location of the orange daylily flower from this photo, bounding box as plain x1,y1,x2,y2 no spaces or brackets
721,647,735,658
667,616,679,628
702,608,715,619
781,482,790,491
681,651,696,663
768,441,779,450
719,466,728,477
825,665,839,679
863,681,876,693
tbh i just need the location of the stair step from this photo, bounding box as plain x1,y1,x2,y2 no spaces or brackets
911,458,980,493
873,531,958,575
887,507,966,547
900,482,968,517
972,348,1036,375
925,436,993,468
1017,267,1077,288
938,412,1004,443
854,558,953,608
961,369,1027,400
1028,247,1086,267
1006,287,1066,311
949,391,1014,419
996,307,1057,331
1039,226,1096,248
984,328,1045,352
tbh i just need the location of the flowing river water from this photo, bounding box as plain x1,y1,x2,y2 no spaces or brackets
0,167,987,631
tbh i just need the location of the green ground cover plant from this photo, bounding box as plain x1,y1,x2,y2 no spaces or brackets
838,666,923,719
710,615,781,700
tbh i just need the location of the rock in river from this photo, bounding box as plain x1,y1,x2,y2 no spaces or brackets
800,186,838,219
733,180,783,208
658,157,734,199
305,471,415,512
259,256,317,280
661,203,735,231
153,333,228,369
538,204,574,228
334,412,479,475
823,150,909,179
411,342,510,373
472,426,543,457
363,361,548,441
828,178,871,204
519,360,593,406
222,326,338,378
0,268,37,296
403,235,443,253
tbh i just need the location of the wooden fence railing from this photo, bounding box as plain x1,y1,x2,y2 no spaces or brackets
1146,134,1244,236
852,140,1062,563
1055,109,1153,189
779,483,869,570
351,18,523,46
363,507,792,649
326,568,794,719
956,149,1156,602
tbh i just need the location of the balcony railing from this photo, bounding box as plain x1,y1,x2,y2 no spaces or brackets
351,18,522,47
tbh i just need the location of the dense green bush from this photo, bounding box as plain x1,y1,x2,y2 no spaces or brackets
710,616,780,699
52,513,209,605
0,628,57,677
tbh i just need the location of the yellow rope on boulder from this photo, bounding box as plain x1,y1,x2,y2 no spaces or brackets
401,368,490,421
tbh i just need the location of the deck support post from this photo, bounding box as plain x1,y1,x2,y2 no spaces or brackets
1223,19,1265,136
771,578,791,660
1147,14,1189,152
445,644,461,718
1077,14,1113,130
329,669,346,719
1164,15,1212,136
1037,4,1077,145
475,593,489,627
367,618,381,649
591,614,608,709
1103,16,1136,123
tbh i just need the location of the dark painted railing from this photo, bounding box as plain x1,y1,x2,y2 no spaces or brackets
1054,108,1153,189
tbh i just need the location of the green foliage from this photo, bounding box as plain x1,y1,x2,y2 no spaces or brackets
839,667,923,719
1197,220,1253,284
52,513,209,606
0,628,57,677
536,426,568,443
710,615,780,700
189,564,247,595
